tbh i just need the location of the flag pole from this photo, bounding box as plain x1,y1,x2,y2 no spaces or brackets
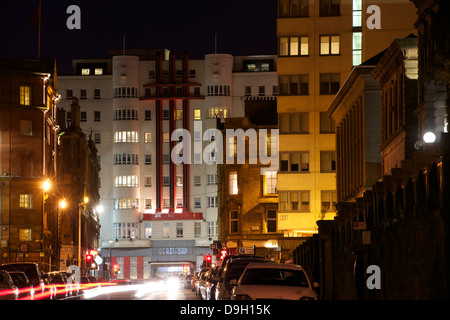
38,0,41,59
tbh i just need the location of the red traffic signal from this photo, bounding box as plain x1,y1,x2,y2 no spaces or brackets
86,254,93,261
206,255,212,262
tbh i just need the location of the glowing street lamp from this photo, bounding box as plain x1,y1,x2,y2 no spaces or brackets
42,179,51,192
423,131,436,143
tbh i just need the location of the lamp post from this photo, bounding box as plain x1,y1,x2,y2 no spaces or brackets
42,179,50,270
57,199,66,271
78,197,88,271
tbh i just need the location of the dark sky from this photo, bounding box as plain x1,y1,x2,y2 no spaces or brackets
1,0,277,75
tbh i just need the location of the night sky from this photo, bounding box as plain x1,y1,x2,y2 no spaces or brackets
1,0,277,75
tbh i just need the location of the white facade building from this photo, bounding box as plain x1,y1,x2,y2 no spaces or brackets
57,49,277,279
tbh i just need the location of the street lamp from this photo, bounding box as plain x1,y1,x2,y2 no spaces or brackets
423,131,436,143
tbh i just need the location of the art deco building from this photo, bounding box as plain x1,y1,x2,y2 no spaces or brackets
57,50,277,279
276,0,417,236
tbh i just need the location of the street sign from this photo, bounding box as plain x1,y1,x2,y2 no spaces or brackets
236,247,254,255
353,222,366,230
17,244,29,252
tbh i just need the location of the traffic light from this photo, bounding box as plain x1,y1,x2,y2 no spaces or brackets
183,265,189,274
205,255,212,267
113,264,119,276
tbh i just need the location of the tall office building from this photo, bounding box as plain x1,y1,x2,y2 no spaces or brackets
276,0,417,236
57,49,277,279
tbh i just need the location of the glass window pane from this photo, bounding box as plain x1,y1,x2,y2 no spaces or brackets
331,36,340,54
320,36,329,55
280,37,289,56
300,37,309,55
290,37,299,56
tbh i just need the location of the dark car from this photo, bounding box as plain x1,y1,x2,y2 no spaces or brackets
8,271,34,300
214,258,271,300
195,268,211,296
199,266,220,300
0,270,18,300
48,271,70,299
0,263,45,298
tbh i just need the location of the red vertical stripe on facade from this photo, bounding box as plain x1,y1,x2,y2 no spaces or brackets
124,256,130,280
137,256,143,280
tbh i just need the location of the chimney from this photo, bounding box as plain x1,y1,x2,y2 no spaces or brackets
70,97,80,128
56,107,66,130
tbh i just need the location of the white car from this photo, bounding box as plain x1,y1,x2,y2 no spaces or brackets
231,262,318,300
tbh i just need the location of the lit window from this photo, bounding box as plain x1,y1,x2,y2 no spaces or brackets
320,35,340,55
114,131,139,143
81,68,90,76
352,0,362,27
229,172,238,195
264,171,277,195
19,194,32,208
279,36,309,56
95,68,103,75
145,132,152,143
19,86,30,106
352,32,362,66
19,229,32,242
114,175,139,187
194,109,201,120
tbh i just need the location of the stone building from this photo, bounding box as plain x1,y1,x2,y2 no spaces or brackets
56,98,101,274
328,54,383,203
0,58,60,271
372,36,419,176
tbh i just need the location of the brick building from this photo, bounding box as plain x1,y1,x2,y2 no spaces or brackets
0,58,60,271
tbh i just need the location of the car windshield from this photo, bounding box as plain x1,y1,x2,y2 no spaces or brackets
241,268,309,287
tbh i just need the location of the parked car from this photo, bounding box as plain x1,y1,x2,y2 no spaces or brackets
0,270,18,300
198,269,212,300
183,274,193,289
191,273,199,292
195,268,211,296
199,266,220,300
214,257,271,300
8,271,34,300
0,263,45,298
231,262,318,300
48,271,70,299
